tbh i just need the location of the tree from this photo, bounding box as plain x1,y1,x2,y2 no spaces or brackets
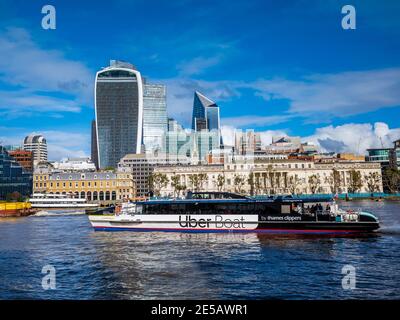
233,174,246,194
348,170,362,193
148,173,169,197
188,174,208,191
383,168,400,193
170,174,185,197
247,173,255,196
288,175,301,195
216,174,225,192
364,172,381,193
325,169,341,194
308,174,321,194
254,174,262,195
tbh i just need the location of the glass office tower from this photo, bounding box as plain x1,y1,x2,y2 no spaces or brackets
143,84,168,153
95,60,143,168
191,91,219,131
0,146,32,199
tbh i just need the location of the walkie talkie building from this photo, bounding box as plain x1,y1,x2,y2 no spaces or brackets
95,60,143,168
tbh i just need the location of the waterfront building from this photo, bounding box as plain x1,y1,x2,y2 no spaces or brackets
50,158,97,172
234,130,262,155
118,153,190,198
8,149,33,172
0,146,33,200
91,120,99,169
142,83,168,153
366,148,392,166
33,167,134,202
95,60,143,169
23,134,48,165
153,158,383,197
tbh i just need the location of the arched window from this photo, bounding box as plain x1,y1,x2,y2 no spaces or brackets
74,192,79,198
112,191,116,200
93,191,98,201
87,191,92,201
99,191,104,201
80,191,85,199
105,191,110,200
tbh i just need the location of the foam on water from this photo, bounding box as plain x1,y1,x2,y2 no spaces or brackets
31,210,85,217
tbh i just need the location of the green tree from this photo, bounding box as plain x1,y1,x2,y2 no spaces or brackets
188,173,208,191
348,170,363,193
234,174,246,194
247,172,255,196
364,172,381,193
216,174,225,192
383,168,400,193
308,174,321,194
288,175,301,195
325,169,341,194
148,173,169,197
170,174,183,197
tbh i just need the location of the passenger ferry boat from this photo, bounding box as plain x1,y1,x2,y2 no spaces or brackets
29,193,98,209
88,192,380,234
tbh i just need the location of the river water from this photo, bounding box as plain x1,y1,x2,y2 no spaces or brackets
0,200,399,299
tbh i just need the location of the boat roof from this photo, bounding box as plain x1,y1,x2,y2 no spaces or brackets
136,195,334,205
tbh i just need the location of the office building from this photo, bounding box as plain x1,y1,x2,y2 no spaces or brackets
142,83,168,153
23,134,48,164
0,146,33,199
95,60,143,169
8,150,34,172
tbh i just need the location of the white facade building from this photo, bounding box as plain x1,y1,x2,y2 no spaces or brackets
153,159,383,197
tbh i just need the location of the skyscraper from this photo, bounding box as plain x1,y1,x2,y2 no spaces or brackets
191,91,220,132
142,83,168,153
95,60,143,168
90,120,99,169
23,134,48,164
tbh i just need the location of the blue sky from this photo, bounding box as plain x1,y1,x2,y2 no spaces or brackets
0,0,400,159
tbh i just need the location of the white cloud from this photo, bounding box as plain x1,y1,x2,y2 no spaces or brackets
250,68,400,118
304,122,400,155
177,56,221,76
0,27,93,115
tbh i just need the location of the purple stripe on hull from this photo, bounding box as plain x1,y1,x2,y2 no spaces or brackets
93,226,363,234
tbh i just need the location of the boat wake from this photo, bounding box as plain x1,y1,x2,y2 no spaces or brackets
379,225,400,235
31,211,85,217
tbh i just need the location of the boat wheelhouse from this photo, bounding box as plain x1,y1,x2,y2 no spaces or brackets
88,192,380,234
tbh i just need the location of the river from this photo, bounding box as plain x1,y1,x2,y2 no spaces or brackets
0,200,399,299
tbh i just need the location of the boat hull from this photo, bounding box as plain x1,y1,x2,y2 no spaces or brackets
89,214,379,234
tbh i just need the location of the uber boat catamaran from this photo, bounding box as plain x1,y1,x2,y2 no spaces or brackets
88,192,380,234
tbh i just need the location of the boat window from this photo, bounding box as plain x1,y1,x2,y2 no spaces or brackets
281,205,291,214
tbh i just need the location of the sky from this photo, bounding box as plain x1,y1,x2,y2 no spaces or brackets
0,0,399,160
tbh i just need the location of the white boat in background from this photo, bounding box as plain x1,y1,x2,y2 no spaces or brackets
29,193,98,209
